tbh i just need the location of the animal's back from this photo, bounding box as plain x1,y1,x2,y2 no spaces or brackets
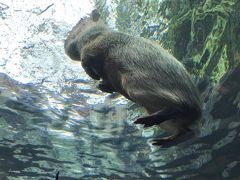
101,32,201,116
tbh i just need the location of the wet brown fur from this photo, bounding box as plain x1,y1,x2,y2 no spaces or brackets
64,10,202,147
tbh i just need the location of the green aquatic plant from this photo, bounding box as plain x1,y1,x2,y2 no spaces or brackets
94,0,240,84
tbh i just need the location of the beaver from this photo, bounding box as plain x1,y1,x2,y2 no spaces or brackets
64,10,202,147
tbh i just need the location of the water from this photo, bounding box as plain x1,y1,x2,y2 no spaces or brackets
0,72,239,180
0,1,240,180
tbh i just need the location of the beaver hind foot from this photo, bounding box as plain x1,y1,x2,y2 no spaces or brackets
151,129,194,147
134,108,196,147
134,108,182,127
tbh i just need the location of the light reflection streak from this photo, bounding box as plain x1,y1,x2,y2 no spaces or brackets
48,128,75,139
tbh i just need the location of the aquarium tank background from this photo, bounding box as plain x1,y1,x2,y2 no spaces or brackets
0,0,240,179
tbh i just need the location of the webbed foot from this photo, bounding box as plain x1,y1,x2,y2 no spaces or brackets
151,138,174,147
151,129,194,147
134,109,181,127
134,116,156,128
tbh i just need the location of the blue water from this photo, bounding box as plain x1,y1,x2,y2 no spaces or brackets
0,72,239,180
0,1,239,179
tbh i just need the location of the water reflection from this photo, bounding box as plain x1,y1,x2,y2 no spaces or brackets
0,71,240,180
1,0,239,178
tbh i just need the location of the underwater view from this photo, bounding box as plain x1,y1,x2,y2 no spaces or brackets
0,0,240,179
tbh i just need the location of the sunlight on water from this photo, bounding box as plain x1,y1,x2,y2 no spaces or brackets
48,128,75,140
0,0,94,84
0,1,239,179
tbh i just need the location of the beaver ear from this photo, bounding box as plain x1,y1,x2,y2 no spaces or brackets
91,9,100,22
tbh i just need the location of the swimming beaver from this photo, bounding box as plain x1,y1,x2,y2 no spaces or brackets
64,10,202,147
